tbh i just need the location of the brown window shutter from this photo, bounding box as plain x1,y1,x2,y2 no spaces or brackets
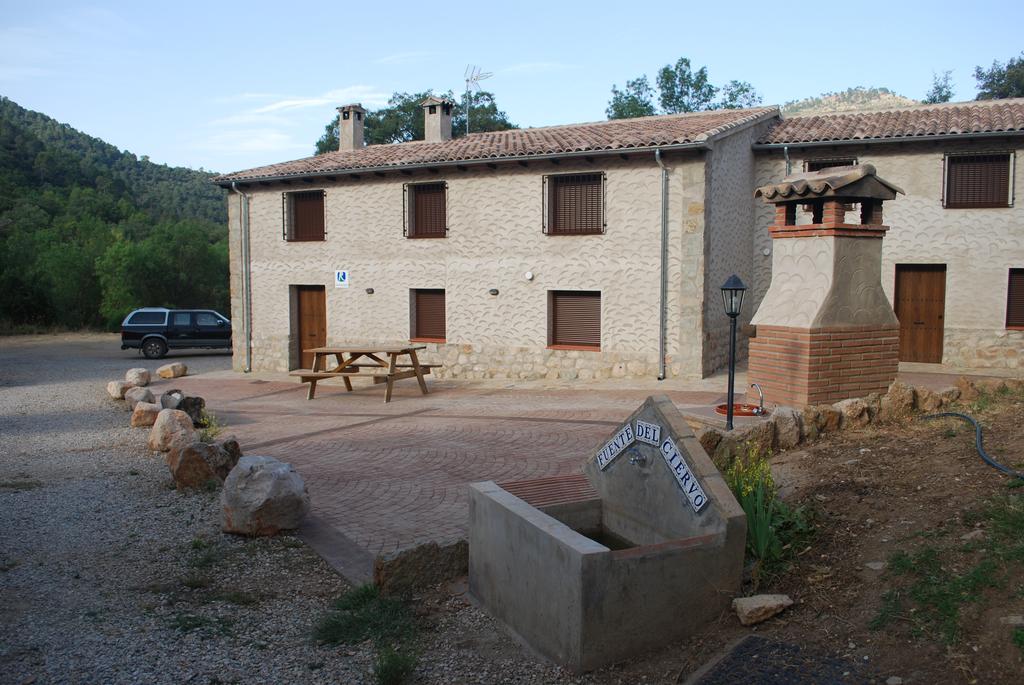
1008,269,1024,328
946,154,1011,208
550,291,600,348
410,183,447,238
290,191,326,241
414,289,446,340
548,174,603,235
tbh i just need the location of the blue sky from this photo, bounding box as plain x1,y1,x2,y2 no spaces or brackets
1,0,1021,173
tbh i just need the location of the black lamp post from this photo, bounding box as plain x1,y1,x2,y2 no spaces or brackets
721,275,747,431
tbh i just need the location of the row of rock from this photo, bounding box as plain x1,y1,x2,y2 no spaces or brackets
700,376,1020,464
104,368,310,537
106,363,187,399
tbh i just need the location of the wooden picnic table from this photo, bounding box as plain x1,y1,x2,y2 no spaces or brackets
289,345,439,403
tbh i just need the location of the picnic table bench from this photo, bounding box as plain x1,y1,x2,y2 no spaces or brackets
289,345,439,403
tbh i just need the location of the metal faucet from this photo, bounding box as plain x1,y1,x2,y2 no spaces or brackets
629,452,647,467
750,383,765,416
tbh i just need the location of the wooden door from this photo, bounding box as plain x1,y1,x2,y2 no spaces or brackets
296,286,326,369
894,265,946,363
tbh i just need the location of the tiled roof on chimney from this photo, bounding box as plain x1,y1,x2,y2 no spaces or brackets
758,98,1024,145
215,107,778,184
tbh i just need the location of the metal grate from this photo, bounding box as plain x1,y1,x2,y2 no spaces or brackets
543,173,605,235
412,289,446,341
1008,269,1024,328
282,190,326,241
405,182,448,238
945,153,1012,208
549,290,600,348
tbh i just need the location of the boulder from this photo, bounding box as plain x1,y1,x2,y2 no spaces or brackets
801,406,823,441
156,362,187,379
879,381,916,421
976,378,1008,394
814,404,842,433
166,437,242,490
180,395,207,427
124,386,155,411
939,386,962,406
125,368,151,387
221,456,311,536
147,409,196,452
160,389,184,410
956,376,980,401
916,387,944,413
697,427,723,456
772,407,803,450
833,398,870,429
732,594,793,626
714,419,775,466
130,401,162,428
106,380,131,399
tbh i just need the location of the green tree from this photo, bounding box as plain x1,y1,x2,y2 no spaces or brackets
717,80,763,109
974,53,1024,99
924,70,954,104
606,77,657,119
315,90,516,154
656,58,717,113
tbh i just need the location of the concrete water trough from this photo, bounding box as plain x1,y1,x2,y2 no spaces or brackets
468,395,746,672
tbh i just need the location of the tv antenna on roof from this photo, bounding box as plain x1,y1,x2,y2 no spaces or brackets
464,64,493,135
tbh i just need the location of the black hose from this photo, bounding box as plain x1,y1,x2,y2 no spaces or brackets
921,412,1024,480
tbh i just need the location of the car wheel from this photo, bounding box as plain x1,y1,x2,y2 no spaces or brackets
142,338,168,359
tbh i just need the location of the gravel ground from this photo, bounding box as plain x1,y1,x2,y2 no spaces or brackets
0,334,630,685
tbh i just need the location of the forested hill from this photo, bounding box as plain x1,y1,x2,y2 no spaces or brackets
0,96,229,330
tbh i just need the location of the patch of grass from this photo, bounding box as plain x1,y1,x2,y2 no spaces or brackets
190,537,211,550
281,537,305,549
198,409,224,442
869,588,904,631
315,584,416,646
181,573,212,589
373,647,417,685
1013,628,1024,654
0,479,43,491
970,390,994,413
189,548,220,569
0,559,20,572
171,612,233,635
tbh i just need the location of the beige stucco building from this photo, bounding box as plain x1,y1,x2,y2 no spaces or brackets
215,97,1024,379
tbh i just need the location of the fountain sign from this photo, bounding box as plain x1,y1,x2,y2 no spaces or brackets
595,423,635,470
660,438,708,512
635,420,661,446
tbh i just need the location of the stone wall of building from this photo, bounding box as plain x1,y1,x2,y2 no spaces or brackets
755,140,1024,370
228,153,709,379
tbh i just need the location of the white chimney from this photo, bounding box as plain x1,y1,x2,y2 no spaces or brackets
421,96,454,143
338,103,366,151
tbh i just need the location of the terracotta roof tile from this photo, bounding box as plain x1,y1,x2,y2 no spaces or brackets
758,98,1024,145
215,107,778,183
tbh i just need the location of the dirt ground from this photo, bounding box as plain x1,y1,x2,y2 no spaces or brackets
411,389,1024,684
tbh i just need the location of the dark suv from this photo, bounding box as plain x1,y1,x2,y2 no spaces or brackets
121,308,232,359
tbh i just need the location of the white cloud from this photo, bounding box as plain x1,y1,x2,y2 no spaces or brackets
252,85,390,114
373,51,435,65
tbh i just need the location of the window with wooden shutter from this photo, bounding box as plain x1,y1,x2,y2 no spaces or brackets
805,158,857,172
543,173,605,235
282,190,326,241
412,289,446,341
944,153,1013,208
406,182,447,238
549,291,600,349
1008,269,1024,329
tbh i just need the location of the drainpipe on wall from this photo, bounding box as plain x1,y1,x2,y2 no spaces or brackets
230,182,252,373
784,145,792,175
655,149,669,381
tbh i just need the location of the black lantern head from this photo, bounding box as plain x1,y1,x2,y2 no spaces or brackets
721,274,747,318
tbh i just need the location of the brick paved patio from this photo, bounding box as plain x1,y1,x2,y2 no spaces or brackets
165,372,724,567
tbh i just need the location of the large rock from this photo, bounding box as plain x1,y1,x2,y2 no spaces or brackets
147,409,196,452
834,398,870,429
772,407,803,450
124,386,155,410
697,427,723,456
714,419,775,466
956,376,980,401
158,389,205,426
160,389,184,409
156,362,187,379
166,437,242,490
221,456,310,536
130,401,162,428
106,380,131,399
732,594,794,626
125,368,151,387
939,386,962,405
879,380,916,421
916,387,944,413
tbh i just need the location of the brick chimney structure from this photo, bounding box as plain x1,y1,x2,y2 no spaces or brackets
421,96,454,142
338,103,366,151
748,164,904,408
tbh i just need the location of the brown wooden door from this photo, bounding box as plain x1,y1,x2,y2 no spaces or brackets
296,286,326,368
894,265,946,363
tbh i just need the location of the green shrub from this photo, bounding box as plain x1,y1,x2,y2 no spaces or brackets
373,647,417,685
